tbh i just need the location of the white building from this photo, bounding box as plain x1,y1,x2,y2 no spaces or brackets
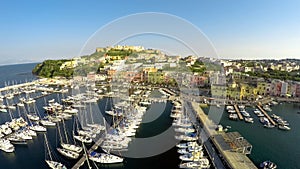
281,82,288,96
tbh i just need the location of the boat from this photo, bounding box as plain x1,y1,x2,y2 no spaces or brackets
0,108,7,113
179,152,205,161
7,135,27,145
88,151,124,163
278,125,291,131
61,143,82,154
0,138,14,153
40,119,56,127
63,106,78,114
264,123,275,128
73,134,92,144
260,117,269,124
29,124,47,132
57,120,82,153
177,148,189,154
241,110,250,117
263,105,272,112
229,114,238,120
44,134,67,169
179,159,210,169
244,117,254,123
260,160,277,169
176,143,188,149
57,148,80,159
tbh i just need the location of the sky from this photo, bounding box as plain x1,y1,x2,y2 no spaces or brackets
1,0,300,64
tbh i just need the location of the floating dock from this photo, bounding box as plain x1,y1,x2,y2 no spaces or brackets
257,105,277,126
233,105,244,120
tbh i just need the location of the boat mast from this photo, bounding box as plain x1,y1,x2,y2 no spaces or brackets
82,141,92,169
57,122,63,145
44,133,53,161
89,102,94,125
62,119,69,144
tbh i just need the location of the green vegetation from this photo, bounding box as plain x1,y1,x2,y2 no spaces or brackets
107,49,133,58
32,60,73,78
190,60,206,73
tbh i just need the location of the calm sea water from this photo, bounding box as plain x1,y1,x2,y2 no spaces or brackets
203,103,300,169
0,63,37,88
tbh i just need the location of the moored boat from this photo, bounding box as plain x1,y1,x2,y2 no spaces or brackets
88,151,124,164
260,160,277,169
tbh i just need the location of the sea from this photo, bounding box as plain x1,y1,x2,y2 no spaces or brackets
0,63,299,169
203,104,300,169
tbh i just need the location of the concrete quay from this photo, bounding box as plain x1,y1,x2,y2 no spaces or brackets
190,102,258,169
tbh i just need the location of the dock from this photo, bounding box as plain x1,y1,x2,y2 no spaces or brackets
190,102,258,169
257,105,277,125
71,133,105,169
233,105,244,120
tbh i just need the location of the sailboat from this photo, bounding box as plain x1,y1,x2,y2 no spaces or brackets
24,103,46,132
44,134,67,169
26,103,40,121
88,151,124,164
85,102,105,134
73,117,92,144
58,119,82,154
0,138,15,153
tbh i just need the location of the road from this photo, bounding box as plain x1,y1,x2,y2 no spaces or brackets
185,101,228,169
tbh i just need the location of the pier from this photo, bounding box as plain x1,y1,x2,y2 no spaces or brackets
233,105,244,120
190,101,258,169
257,105,277,126
0,81,36,92
71,133,105,169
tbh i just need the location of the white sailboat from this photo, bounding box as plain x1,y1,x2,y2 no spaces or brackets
73,118,92,144
44,134,67,169
0,138,14,153
58,119,82,154
88,151,124,164
56,147,80,159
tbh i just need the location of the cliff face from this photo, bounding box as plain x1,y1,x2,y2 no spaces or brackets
32,59,73,78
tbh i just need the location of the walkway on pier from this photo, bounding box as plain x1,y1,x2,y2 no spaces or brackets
257,105,277,126
190,102,258,169
71,133,105,169
233,105,244,120
0,81,36,92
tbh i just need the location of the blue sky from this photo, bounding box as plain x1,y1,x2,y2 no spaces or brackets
1,0,300,64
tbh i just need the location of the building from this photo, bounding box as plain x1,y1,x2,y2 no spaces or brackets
281,82,288,96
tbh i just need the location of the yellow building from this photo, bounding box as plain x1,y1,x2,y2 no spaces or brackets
240,84,255,100
253,82,267,96
227,87,240,100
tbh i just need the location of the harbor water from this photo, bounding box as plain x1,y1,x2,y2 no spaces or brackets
203,104,300,169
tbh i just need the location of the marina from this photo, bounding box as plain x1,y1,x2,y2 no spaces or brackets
233,105,244,120
257,105,277,126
